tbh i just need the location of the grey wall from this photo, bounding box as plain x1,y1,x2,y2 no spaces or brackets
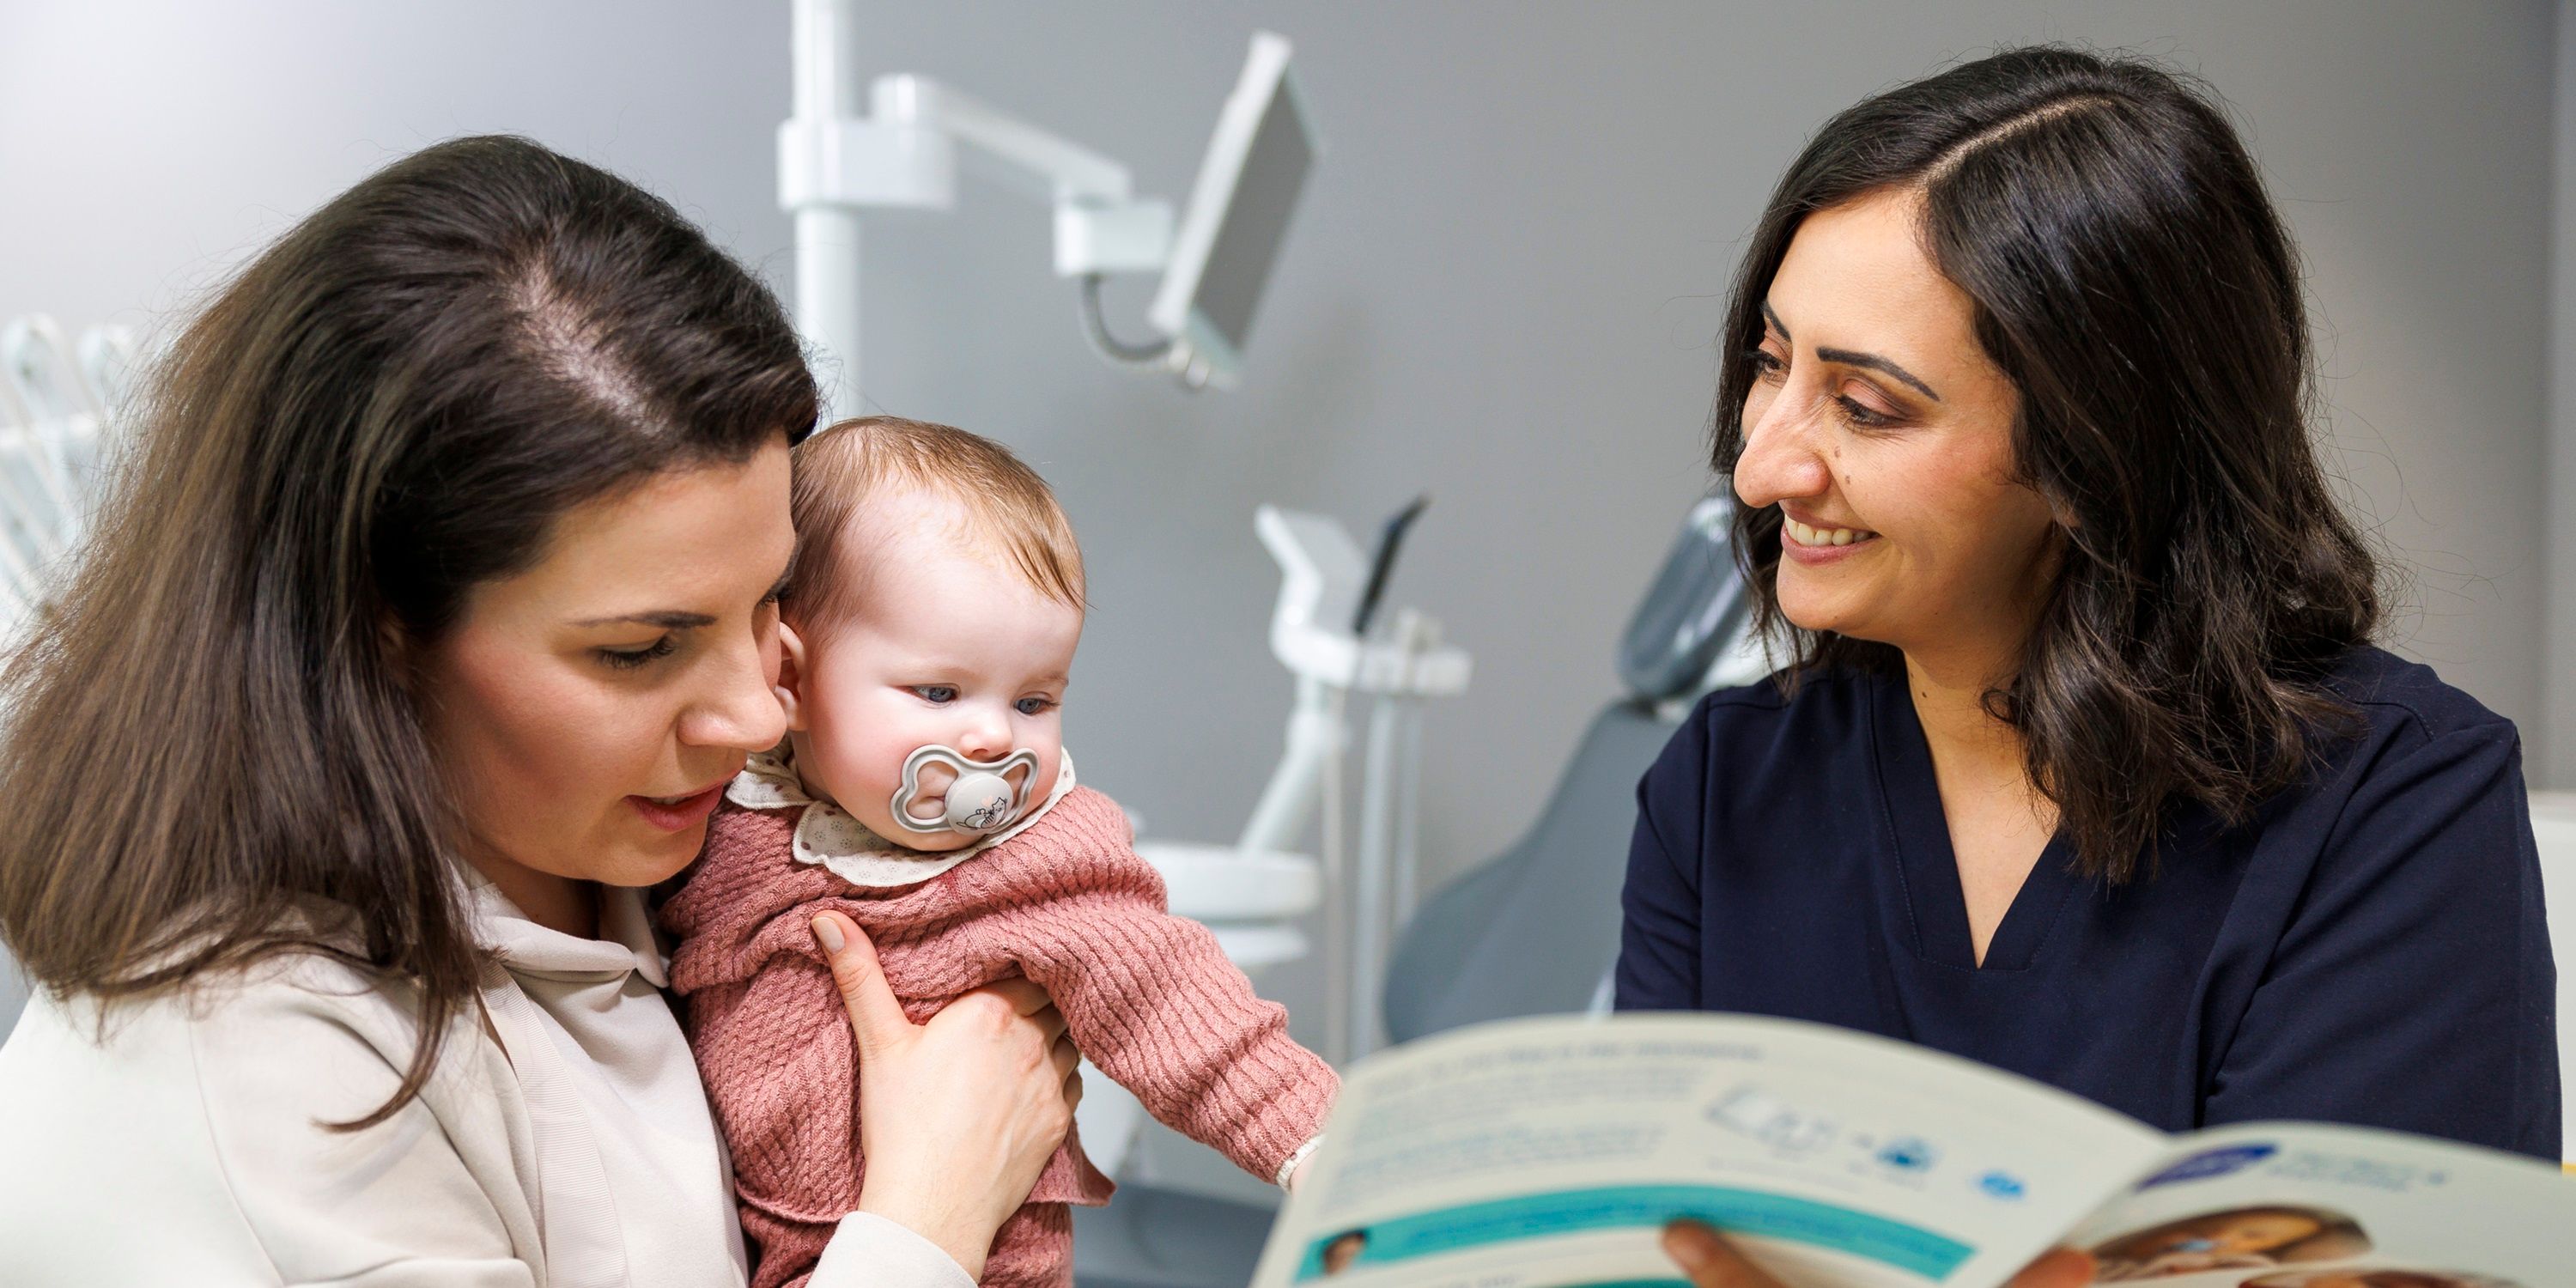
2554,0,2576,793
1,2,2562,1036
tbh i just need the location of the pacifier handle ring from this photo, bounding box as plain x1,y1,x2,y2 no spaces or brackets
888,744,1042,835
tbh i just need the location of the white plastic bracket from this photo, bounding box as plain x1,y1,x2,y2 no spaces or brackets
781,70,1176,276
1054,199,1176,276
776,115,956,211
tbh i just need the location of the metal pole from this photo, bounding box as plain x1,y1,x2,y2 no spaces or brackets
790,0,866,419
1394,694,1424,930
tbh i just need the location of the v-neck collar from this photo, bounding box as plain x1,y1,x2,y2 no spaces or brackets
1864,671,2079,973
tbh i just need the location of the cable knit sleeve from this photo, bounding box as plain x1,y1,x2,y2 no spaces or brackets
963,791,1340,1183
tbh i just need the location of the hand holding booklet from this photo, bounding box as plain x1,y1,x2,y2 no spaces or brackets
1250,1014,2567,1287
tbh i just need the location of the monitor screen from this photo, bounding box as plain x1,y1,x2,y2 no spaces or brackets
1191,79,1314,354
1150,32,1317,384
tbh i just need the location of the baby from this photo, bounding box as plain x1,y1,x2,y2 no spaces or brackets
2091,1205,2357,1280
660,416,1338,1288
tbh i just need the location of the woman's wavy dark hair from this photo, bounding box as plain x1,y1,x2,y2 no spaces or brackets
0,136,817,1125
1712,47,2380,883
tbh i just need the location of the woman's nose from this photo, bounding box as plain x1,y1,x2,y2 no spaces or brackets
1731,383,1833,511
680,635,790,753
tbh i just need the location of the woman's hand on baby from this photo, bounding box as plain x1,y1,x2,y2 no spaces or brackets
813,911,1082,1281
1661,1222,2094,1288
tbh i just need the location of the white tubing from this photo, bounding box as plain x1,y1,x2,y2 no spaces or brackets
1351,692,1402,1059
1317,685,1349,1065
1239,675,1334,854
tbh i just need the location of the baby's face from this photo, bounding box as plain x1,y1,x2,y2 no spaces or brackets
787,494,1082,851
2208,1212,2320,1254
2163,1212,2319,1256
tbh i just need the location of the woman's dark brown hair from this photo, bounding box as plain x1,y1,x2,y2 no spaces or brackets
1712,46,2380,883
0,136,817,1124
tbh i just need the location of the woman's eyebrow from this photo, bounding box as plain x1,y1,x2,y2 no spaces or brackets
1761,301,1943,403
578,560,793,630
1815,346,1941,402
574,610,715,629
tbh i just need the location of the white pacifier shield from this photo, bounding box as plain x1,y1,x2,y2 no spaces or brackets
890,744,1041,836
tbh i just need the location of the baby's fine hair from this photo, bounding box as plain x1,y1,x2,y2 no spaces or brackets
786,416,1085,630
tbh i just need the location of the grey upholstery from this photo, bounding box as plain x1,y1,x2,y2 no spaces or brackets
1382,699,1678,1043
1072,1186,1284,1287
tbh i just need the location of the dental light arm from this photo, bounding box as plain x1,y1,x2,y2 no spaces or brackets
780,44,1172,416
857,74,1179,273
781,2,1313,412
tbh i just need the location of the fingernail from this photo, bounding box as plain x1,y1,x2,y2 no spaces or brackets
811,915,845,953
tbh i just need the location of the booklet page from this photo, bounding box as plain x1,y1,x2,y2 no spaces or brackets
1250,1013,2171,1288
2059,1121,2567,1286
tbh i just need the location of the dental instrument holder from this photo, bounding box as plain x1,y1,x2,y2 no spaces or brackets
1239,505,1471,1063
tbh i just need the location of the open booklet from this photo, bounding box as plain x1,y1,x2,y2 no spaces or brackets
1249,1013,2567,1288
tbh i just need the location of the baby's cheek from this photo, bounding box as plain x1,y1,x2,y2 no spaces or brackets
802,696,913,810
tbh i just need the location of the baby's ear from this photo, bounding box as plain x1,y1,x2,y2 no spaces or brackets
775,620,811,732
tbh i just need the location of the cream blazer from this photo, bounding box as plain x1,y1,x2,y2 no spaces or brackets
0,888,972,1288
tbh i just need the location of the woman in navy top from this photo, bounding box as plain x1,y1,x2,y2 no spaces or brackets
1621,650,2555,1153
1613,50,2557,1285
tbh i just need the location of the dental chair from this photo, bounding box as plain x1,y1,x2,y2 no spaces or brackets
1388,493,1756,1043
1072,496,1753,1286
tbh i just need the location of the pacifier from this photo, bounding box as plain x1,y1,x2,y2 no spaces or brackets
889,744,1042,836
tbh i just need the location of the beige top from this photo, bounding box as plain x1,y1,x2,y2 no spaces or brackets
0,885,975,1288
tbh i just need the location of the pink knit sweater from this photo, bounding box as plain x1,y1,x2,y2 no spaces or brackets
661,786,1338,1288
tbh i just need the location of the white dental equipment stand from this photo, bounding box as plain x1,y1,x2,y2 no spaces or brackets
1237,505,1471,1064
785,0,1238,416
1075,507,1467,1193
0,315,132,629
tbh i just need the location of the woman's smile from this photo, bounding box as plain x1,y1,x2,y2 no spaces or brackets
1782,510,1879,544
1780,508,1882,565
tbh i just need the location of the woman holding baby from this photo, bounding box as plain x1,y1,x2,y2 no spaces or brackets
0,137,1076,1286
0,43,2536,1288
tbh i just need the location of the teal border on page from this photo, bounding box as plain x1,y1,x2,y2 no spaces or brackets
1291,1185,1975,1282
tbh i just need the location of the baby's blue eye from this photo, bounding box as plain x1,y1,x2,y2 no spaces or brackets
912,685,958,704
1016,696,1057,716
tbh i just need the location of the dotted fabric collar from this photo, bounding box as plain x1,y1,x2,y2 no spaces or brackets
725,742,1076,889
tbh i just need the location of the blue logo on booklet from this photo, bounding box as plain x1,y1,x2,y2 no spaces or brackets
1875,1137,1937,1171
2137,1143,2277,1189
1976,1170,2025,1200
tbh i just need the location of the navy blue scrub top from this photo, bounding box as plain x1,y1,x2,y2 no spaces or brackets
1615,646,2561,1162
